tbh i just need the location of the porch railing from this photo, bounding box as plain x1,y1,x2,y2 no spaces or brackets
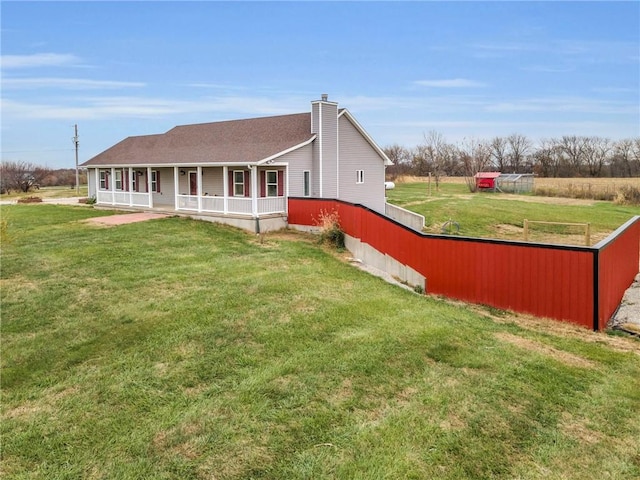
99,191,286,216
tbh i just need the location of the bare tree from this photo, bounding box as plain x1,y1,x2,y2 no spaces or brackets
458,138,492,192
490,137,509,171
558,136,588,176
0,161,51,193
507,133,531,173
582,137,610,177
421,131,454,188
383,144,412,179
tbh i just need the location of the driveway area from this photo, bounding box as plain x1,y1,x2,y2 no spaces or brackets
83,212,170,226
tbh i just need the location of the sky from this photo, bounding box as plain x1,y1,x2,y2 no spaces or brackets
1,1,639,169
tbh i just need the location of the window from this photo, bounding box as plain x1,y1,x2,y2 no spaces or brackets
356,170,364,184
303,171,310,197
233,170,245,196
151,170,160,193
114,170,123,190
99,170,108,190
266,170,278,197
132,172,137,192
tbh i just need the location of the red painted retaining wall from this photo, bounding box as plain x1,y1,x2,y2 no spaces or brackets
596,217,640,330
289,198,640,330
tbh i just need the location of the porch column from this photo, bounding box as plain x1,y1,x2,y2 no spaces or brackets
250,166,258,216
197,166,202,212
110,167,116,205
128,167,134,206
223,166,229,214
147,167,153,208
174,166,180,211
94,168,100,202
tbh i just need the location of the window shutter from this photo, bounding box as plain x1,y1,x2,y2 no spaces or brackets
228,171,233,196
156,171,161,192
105,172,109,190
123,170,129,192
277,170,284,196
260,170,266,197
244,171,250,197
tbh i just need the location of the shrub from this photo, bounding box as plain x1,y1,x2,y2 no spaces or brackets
17,196,42,204
615,186,640,206
83,196,97,205
315,209,345,249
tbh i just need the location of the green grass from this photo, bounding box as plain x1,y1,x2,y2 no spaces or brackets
2,205,640,479
386,181,639,241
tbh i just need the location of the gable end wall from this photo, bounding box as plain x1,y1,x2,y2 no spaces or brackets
338,115,386,213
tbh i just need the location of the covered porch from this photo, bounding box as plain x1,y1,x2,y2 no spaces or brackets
93,165,287,217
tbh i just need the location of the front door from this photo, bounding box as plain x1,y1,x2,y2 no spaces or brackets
189,171,197,195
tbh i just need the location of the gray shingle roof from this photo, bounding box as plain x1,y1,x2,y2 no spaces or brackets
81,113,313,167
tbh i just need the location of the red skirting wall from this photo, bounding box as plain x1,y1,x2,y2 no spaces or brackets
597,217,640,330
289,198,640,330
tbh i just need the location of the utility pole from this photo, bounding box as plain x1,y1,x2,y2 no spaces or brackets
73,124,79,196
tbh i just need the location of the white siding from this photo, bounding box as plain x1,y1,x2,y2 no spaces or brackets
153,167,174,206
203,167,224,196
338,115,386,213
282,143,314,197
87,169,96,198
320,102,338,198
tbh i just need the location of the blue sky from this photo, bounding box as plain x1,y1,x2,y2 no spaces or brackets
2,1,639,169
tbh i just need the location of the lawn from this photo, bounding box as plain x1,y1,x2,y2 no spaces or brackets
386,181,640,244
2,205,640,479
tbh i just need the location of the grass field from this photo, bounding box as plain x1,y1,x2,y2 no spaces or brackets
2,204,639,479
0,185,89,200
386,179,639,245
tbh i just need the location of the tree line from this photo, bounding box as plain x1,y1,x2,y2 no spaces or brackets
0,161,87,194
384,133,640,182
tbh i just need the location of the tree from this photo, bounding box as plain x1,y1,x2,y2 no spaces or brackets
609,139,640,177
458,138,491,192
490,136,509,171
0,161,51,193
558,136,588,176
383,144,412,179
582,137,610,177
507,133,531,173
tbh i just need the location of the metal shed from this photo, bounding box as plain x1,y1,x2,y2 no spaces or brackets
497,173,534,193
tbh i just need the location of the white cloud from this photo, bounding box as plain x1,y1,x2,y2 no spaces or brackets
2,78,146,89
413,79,486,88
1,53,80,69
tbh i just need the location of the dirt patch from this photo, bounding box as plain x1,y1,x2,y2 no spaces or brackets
83,212,169,226
495,332,595,368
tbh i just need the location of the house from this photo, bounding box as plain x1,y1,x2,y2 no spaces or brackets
82,95,393,232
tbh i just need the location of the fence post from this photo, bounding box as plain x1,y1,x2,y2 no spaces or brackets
524,219,529,242
586,223,591,246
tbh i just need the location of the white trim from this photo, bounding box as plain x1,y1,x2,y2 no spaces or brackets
303,170,311,197
319,102,323,197
338,109,393,166
256,135,316,165
232,170,245,197
223,166,229,213
174,167,179,210
147,167,153,208
196,166,202,212
265,170,278,197
250,166,258,216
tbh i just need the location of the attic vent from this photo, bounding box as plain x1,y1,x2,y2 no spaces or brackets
321,94,328,101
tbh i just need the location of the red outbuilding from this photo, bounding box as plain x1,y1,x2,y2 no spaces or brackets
475,172,501,191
